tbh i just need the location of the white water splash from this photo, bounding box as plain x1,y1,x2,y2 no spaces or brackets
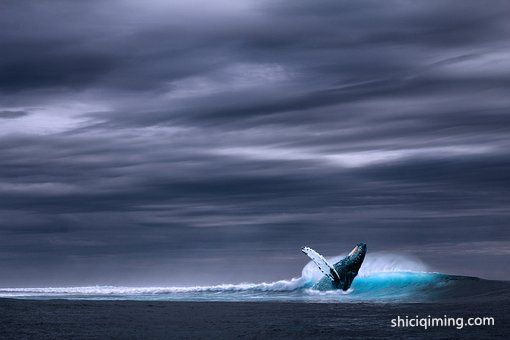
0,252,429,299
301,252,428,282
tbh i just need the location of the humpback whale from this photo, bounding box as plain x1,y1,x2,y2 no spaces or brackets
302,242,367,291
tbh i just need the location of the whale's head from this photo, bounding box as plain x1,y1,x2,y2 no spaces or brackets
347,242,367,272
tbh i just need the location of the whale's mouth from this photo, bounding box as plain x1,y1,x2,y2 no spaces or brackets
0,253,507,303
348,245,359,256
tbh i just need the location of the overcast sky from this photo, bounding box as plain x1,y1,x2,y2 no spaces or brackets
1,0,509,286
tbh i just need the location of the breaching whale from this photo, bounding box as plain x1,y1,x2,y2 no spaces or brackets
302,242,367,291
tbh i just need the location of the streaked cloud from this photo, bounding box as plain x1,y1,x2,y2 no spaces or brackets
0,0,509,285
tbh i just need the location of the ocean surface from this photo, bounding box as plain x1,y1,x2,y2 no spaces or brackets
1,253,509,303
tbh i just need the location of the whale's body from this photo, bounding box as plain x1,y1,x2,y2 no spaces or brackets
302,242,367,291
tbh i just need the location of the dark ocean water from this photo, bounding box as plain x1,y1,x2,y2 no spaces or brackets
1,253,508,339
0,299,508,339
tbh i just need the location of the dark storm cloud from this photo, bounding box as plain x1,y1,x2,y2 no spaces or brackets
0,110,29,119
0,0,509,286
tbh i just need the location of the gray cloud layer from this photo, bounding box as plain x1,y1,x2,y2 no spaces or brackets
1,0,509,285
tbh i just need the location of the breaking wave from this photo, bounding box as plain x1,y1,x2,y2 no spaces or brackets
1,253,507,303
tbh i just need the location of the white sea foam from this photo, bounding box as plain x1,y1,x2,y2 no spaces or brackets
0,252,430,299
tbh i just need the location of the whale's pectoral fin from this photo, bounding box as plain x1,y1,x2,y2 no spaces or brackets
301,246,341,283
